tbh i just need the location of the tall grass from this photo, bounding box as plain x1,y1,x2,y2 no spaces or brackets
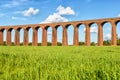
0,46,120,80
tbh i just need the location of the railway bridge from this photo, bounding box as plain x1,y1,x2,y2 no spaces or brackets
0,17,120,46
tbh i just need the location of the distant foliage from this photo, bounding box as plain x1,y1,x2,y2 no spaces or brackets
57,42,62,46
79,42,85,46
38,43,42,46
91,42,96,46
11,42,15,46
28,43,32,46
103,40,111,46
1,41,6,46
47,42,52,46
20,43,23,46
117,39,120,45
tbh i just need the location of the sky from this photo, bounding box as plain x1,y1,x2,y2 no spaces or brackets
0,0,120,44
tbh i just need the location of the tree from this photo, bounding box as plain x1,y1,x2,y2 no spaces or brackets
91,42,96,46
57,42,62,46
103,40,111,46
79,42,85,46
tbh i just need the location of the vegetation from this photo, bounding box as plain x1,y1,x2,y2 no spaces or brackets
47,42,52,46
117,39,120,45
103,40,111,46
0,46,120,80
79,42,85,46
57,42,62,46
90,42,96,46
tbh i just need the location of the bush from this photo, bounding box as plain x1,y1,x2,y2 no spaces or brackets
38,43,42,46
47,42,52,46
57,42,62,46
91,42,96,46
117,39,120,45
20,43,23,46
1,41,6,46
11,42,15,46
103,40,111,46
79,42,85,46
28,43,32,46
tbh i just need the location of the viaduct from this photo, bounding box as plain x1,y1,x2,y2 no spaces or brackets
0,17,120,46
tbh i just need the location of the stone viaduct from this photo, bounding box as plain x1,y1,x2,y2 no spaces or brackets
0,17,120,46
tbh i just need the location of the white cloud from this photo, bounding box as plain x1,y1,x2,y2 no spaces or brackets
84,26,98,33
90,26,98,33
118,14,120,17
41,5,75,23
22,7,39,17
47,31,52,35
41,13,68,23
106,27,111,31
104,34,111,40
56,5,75,15
12,16,26,21
117,34,120,38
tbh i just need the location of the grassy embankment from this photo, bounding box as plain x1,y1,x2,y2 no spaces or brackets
0,46,120,80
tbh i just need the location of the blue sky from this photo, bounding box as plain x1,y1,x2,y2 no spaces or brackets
0,0,120,44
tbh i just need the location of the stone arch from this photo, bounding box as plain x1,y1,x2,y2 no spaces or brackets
115,20,120,25
45,26,52,46
116,20,120,45
7,28,15,45
102,21,112,46
89,22,98,46
26,27,33,45
35,26,42,45
65,24,74,45
17,27,24,45
77,23,86,46
0,28,6,45
55,25,63,46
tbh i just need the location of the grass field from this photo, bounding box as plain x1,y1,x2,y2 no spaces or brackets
0,46,120,80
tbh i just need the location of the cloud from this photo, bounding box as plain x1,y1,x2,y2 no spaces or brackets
12,16,26,21
84,26,98,33
22,7,39,17
118,14,120,17
41,5,75,23
117,34,120,38
106,27,111,31
41,13,68,23
104,34,111,40
47,31,52,35
90,26,98,33
56,5,75,15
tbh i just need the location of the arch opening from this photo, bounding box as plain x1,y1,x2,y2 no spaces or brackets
28,27,33,46
46,26,52,46
78,24,85,46
19,28,24,46
11,29,15,45
116,21,120,45
37,27,42,46
89,23,98,46
103,22,112,46
1,29,6,45
56,26,63,46
66,25,74,46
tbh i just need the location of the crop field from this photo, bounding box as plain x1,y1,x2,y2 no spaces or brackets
0,46,120,80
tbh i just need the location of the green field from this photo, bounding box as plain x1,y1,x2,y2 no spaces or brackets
0,46,120,80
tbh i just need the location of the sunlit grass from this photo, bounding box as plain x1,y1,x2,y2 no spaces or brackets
0,46,120,80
